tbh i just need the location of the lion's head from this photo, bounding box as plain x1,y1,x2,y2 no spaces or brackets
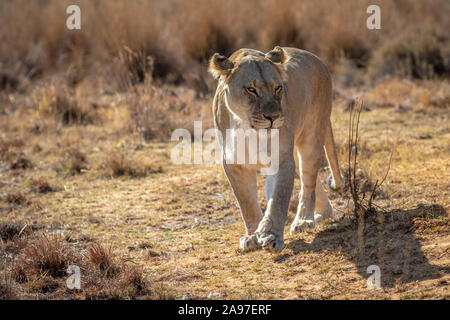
209,46,289,129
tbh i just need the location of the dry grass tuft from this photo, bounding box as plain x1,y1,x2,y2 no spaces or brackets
0,72,19,92
102,150,162,178
5,192,29,206
2,237,28,255
0,275,16,300
9,153,33,170
36,87,97,125
117,265,151,298
19,234,77,278
28,178,55,194
58,148,88,175
28,275,60,294
0,222,22,241
88,244,119,278
11,263,28,283
117,47,155,87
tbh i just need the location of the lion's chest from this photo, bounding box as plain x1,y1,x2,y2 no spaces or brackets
220,128,280,175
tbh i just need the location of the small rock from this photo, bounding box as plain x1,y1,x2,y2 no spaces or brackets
207,292,221,299
417,134,432,140
148,249,160,257
192,218,200,229
395,104,412,113
182,292,192,300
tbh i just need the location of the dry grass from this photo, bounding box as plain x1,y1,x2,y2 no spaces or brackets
0,77,448,299
0,275,16,300
87,244,119,277
0,222,25,241
36,86,98,125
28,178,55,194
18,234,77,278
9,153,33,170
58,148,87,175
0,0,448,92
0,0,448,300
0,229,168,299
127,85,212,141
101,150,162,178
4,192,29,206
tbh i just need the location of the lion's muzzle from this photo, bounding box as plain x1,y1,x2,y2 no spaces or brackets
251,102,284,129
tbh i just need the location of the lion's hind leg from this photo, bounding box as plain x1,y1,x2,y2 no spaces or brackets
314,176,333,223
290,135,323,234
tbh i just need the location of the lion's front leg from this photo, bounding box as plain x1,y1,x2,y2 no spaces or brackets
223,163,263,251
256,156,295,253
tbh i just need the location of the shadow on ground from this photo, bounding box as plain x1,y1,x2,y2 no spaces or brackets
282,204,449,288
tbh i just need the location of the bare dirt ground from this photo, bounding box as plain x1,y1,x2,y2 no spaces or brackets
0,78,449,299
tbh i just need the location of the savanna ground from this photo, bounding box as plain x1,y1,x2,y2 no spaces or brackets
0,0,449,299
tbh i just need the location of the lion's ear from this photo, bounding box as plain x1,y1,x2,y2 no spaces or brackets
209,53,234,80
265,46,287,64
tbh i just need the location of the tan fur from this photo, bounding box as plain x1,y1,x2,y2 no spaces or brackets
209,47,344,253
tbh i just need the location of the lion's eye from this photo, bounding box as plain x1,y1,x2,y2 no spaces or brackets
245,87,257,95
275,86,282,94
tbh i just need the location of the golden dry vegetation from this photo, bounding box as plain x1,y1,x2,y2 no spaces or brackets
0,0,449,299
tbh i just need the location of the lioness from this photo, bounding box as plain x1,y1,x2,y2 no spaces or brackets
209,47,344,253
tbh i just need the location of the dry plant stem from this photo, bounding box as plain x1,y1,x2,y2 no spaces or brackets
377,210,385,273
347,98,395,259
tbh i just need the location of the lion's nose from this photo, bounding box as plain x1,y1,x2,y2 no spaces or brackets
262,103,281,121
262,111,281,122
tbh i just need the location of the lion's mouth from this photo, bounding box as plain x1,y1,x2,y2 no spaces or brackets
251,116,284,129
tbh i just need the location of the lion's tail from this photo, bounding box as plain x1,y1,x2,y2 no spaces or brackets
324,120,345,191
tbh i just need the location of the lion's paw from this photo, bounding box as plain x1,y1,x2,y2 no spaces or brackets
239,234,260,252
290,219,315,234
257,232,285,253
314,211,333,223
314,213,324,223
